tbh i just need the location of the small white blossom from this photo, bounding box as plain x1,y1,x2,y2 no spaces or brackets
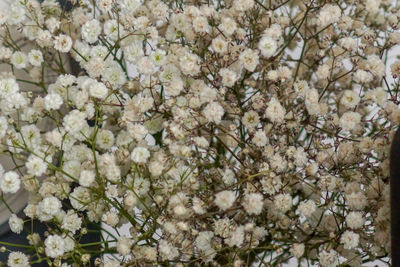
131,147,150,163
26,155,47,176
8,214,23,234
11,51,28,69
7,252,29,267
214,190,236,211
340,230,359,250
339,111,361,131
242,193,264,215
44,93,63,111
0,171,20,194
28,50,43,67
82,19,102,43
45,235,66,258
203,102,224,124
54,35,73,53
258,36,277,58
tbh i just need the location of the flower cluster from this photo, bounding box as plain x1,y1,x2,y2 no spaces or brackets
0,0,398,266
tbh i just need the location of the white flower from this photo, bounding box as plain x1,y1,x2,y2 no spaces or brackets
340,230,359,250
98,0,113,12
339,111,361,131
193,16,210,33
225,225,245,247
82,19,102,43
127,123,148,141
365,0,381,14
9,214,23,234
89,81,108,99
0,78,19,97
0,171,21,194
28,50,43,67
265,98,286,123
354,69,373,84
340,90,360,109
195,231,216,262
165,78,184,97
61,210,82,234
104,19,125,41
8,3,26,25
54,34,73,53
296,199,316,218
150,49,167,66
220,17,237,36
316,64,330,80
219,68,238,87
339,37,357,52
346,191,368,210
211,38,227,54
39,196,62,216
221,169,236,186
179,53,200,76
44,93,63,111
45,17,60,33
159,239,179,260
79,170,95,187
137,56,155,75
121,0,142,12
45,235,66,258
318,4,341,27
63,110,87,134
318,249,339,267
258,36,277,58
346,211,365,229
96,129,115,150
239,48,259,72
11,51,28,69
131,147,150,163
102,64,127,87
70,187,90,211
7,252,29,267
203,102,224,124
26,155,47,176
242,111,259,129
274,193,292,213
252,130,267,147
214,190,236,211
242,193,264,215
117,237,133,256
124,42,144,62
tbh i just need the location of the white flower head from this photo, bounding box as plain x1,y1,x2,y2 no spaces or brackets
131,147,150,163
28,50,44,67
89,81,108,100
0,171,20,194
7,251,29,267
339,111,361,132
242,193,264,215
26,155,47,176
11,51,28,69
0,78,19,97
45,235,66,258
214,190,236,211
258,36,277,58
9,214,24,234
265,98,286,123
340,230,359,250
82,19,102,43
54,35,73,53
203,102,224,124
